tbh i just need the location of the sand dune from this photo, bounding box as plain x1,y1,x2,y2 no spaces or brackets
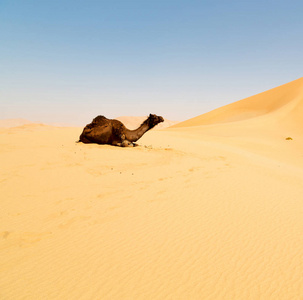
0,118,35,128
172,77,303,128
1,78,303,299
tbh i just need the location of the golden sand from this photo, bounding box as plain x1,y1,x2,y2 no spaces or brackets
1,78,303,299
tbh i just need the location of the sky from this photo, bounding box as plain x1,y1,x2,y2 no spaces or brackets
1,0,303,125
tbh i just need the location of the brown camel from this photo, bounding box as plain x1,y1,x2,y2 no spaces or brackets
78,114,164,147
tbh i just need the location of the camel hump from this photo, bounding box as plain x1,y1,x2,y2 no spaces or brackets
82,115,110,132
92,115,108,124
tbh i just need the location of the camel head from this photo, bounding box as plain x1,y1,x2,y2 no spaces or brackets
147,114,164,128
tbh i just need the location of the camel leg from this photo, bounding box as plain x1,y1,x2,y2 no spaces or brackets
112,141,122,147
111,140,132,147
121,140,134,147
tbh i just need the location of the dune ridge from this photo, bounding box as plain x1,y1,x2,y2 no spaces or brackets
0,118,35,128
172,77,303,128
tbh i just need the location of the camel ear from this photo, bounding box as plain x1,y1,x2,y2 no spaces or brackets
149,113,152,117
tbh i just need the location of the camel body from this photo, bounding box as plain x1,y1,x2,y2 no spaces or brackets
79,114,164,147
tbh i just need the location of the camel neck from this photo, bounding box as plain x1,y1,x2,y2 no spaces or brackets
124,122,150,142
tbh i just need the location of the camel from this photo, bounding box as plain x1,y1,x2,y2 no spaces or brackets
78,114,164,147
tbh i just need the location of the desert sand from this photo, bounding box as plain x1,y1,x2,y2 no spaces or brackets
1,77,303,299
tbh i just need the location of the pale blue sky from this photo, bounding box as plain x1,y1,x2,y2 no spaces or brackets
1,0,302,125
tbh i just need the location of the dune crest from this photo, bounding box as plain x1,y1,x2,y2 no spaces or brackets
172,77,303,128
0,118,34,128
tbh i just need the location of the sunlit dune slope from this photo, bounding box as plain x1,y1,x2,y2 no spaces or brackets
172,77,303,128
